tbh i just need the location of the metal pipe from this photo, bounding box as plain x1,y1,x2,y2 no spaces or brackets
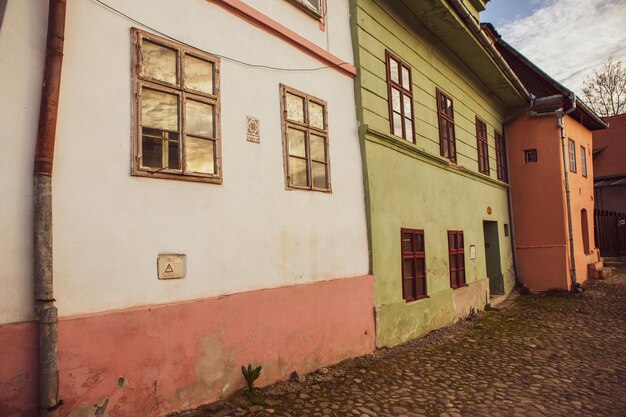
502,123,521,286
446,0,531,101
34,0,66,415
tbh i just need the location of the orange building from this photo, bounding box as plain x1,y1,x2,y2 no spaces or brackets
483,25,607,291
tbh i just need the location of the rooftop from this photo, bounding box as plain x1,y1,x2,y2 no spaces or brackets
593,113,626,179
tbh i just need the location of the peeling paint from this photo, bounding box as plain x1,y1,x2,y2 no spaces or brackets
66,396,109,417
0,275,376,416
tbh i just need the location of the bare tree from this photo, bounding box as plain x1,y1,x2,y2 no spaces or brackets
581,57,626,117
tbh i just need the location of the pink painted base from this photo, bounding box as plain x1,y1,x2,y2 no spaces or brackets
0,275,374,416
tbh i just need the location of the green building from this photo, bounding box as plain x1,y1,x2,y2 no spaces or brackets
350,0,530,347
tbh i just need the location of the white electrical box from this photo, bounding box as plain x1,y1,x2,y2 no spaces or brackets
157,254,186,280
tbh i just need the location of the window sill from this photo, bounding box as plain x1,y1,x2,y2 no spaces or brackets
405,295,429,303
285,184,332,194
450,284,467,290
132,169,223,184
447,160,463,169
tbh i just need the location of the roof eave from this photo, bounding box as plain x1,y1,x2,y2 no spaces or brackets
484,26,607,130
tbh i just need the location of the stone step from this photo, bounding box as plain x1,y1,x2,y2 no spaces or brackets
587,261,604,272
602,256,626,262
604,261,626,268
590,267,615,280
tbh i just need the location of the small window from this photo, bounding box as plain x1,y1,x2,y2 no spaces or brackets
281,85,330,192
524,149,537,163
437,88,456,162
476,117,489,175
504,224,509,237
401,229,427,301
568,139,577,173
495,131,506,181
386,51,414,142
448,231,466,289
288,0,322,16
581,145,587,177
132,29,221,183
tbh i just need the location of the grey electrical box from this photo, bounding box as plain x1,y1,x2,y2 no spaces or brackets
157,254,186,280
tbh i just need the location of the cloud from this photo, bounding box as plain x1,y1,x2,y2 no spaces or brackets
497,0,626,94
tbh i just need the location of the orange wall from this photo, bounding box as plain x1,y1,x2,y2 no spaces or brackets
563,115,597,287
507,114,569,290
507,113,598,291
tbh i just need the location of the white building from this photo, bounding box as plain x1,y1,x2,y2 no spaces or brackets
0,1,373,415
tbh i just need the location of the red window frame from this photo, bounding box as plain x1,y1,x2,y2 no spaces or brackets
568,138,577,173
401,228,427,301
386,51,415,142
448,230,466,289
476,117,489,175
495,130,506,181
437,88,456,162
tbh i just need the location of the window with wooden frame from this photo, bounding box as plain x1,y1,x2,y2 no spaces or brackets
386,51,414,142
401,229,427,301
524,149,538,163
288,0,323,17
437,88,456,162
581,145,587,177
448,231,466,289
495,130,506,181
476,117,489,175
280,85,330,192
132,29,220,183
568,139,577,173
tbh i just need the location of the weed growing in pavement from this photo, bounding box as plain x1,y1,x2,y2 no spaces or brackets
241,364,264,405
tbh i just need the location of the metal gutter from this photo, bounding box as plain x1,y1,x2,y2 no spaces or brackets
502,123,521,286
34,0,66,415
446,0,531,102
484,27,607,130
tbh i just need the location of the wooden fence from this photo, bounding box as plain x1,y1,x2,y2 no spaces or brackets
594,209,626,257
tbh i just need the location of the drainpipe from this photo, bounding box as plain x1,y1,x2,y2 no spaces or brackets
34,1,66,416
501,123,521,286
530,92,578,289
446,0,531,101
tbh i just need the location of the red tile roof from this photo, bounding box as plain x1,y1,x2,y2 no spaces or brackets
593,113,626,178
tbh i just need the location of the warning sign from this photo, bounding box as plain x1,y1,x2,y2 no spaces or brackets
157,254,186,280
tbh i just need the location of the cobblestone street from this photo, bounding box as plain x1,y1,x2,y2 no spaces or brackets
181,271,626,417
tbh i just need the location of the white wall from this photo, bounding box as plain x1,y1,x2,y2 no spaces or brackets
0,0,368,323
0,0,46,323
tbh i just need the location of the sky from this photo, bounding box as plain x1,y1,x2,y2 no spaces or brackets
481,0,626,95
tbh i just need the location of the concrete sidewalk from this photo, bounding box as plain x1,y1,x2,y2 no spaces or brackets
177,271,626,417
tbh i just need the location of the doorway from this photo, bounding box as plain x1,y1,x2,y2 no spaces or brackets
483,221,504,294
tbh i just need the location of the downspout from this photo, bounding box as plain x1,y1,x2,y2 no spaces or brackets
530,92,578,289
34,1,66,416
446,0,531,101
502,123,521,286
447,0,531,286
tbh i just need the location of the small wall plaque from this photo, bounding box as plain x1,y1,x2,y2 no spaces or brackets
247,116,260,143
469,245,476,260
157,254,186,280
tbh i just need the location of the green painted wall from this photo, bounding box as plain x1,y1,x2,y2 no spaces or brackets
351,0,521,347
